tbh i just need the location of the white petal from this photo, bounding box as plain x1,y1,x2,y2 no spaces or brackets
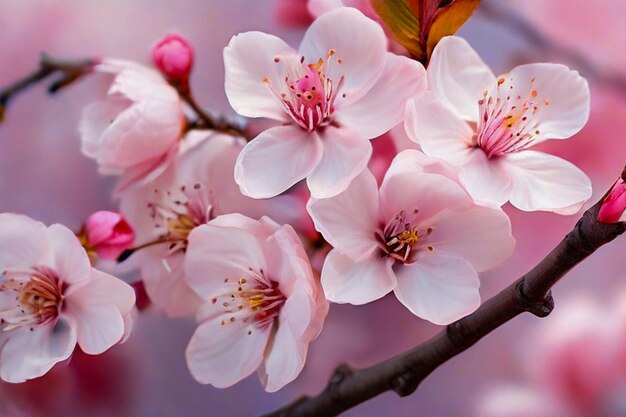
427,36,495,121
298,7,387,107
404,92,474,165
186,313,272,387
307,170,380,261
46,224,91,285
336,54,427,139
306,126,372,198
500,63,590,142
235,125,323,198
394,251,480,325
68,303,124,355
0,318,76,383
0,214,49,272
67,269,135,316
383,150,461,186
224,31,295,120
380,171,472,228
429,206,515,272
503,150,592,214
185,224,267,300
321,250,396,305
458,149,513,207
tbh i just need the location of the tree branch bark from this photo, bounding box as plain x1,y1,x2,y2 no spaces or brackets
262,192,626,417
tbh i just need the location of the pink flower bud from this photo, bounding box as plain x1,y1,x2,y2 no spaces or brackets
598,178,626,223
85,211,134,260
151,32,194,82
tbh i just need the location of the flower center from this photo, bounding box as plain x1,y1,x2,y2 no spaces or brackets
264,49,343,131
147,183,214,254
0,267,63,331
213,269,286,332
377,210,434,263
475,75,549,158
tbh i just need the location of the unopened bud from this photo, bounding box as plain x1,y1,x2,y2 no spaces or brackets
151,32,194,83
84,211,134,260
598,178,626,223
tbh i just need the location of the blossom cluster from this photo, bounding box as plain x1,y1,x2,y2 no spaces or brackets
0,5,596,392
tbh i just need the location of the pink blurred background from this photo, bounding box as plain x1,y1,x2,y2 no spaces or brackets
1,1,626,416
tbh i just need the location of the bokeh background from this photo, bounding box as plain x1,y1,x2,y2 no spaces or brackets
1,1,626,416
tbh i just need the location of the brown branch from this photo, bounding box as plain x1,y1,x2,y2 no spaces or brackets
0,53,97,122
179,89,249,139
479,0,626,95
262,188,626,417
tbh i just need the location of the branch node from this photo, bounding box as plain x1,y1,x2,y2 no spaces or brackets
325,363,353,401
517,280,554,317
391,369,419,397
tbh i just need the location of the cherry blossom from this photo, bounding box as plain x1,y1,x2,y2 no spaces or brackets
0,213,135,383
184,214,328,391
119,131,300,317
405,36,592,213
224,7,426,199
79,59,185,190
307,152,515,324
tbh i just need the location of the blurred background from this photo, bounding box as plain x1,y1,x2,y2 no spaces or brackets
1,1,626,416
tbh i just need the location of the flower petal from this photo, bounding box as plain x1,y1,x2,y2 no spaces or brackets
500,63,590,142
306,126,372,199
321,249,396,305
0,214,49,272
0,318,76,383
235,125,323,198
405,92,474,165
185,312,272,387
429,206,515,272
46,224,91,285
394,251,480,325
185,223,267,300
307,170,380,261
383,150,461,186
336,53,427,139
224,31,295,120
427,36,495,121
458,149,513,207
298,7,387,107
502,150,592,214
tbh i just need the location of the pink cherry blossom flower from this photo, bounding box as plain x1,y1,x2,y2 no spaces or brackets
184,214,328,391
83,210,134,261
151,33,194,84
307,152,515,324
598,176,626,223
119,131,301,317
405,36,592,213
224,7,426,199
0,213,135,383
79,59,185,190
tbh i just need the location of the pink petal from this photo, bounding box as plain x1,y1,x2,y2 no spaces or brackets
428,205,515,272
298,7,387,108
67,269,136,316
394,251,480,325
458,149,513,207
500,63,590,142
140,251,203,318
306,126,372,198
380,171,472,228
0,214,49,271
46,224,91,285
336,53,427,139
224,31,295,120
235,125,323,198
427,36,495,122
307,170,380,261
405,92,474,165
0,318,76,383
503,150,592,214
321,249,396,305
383,150,461,186
185,223,267,300
185,312,272,387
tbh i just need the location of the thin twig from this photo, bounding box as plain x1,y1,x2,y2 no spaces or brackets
262,187,626,417
179,90,249,139
0,53,97,122
480,0,626,95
